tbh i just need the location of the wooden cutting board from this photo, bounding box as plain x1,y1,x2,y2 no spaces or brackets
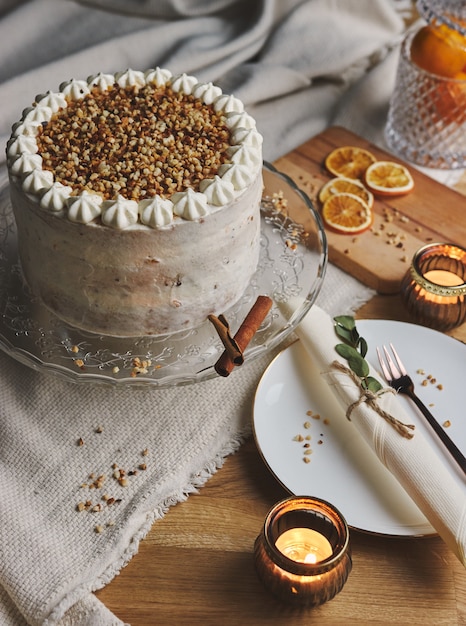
273,126,466,294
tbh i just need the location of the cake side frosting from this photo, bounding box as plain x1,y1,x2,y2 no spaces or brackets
9,174,262,336
6,68,264,337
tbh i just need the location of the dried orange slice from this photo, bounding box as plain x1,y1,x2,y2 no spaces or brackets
324,146,377,180
364,161,414,196
318,176,374,208
322,193,373,235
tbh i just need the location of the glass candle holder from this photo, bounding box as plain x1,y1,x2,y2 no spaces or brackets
400,242,466,330
254,496,352,607
385,0,466,169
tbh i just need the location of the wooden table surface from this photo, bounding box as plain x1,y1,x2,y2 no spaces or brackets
96,161,466,625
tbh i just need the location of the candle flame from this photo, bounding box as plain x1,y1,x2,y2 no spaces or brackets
304,552,318,564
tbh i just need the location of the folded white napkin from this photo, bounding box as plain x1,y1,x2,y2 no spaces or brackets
283,303,466,567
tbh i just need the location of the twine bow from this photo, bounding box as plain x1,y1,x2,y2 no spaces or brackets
331,360,415,439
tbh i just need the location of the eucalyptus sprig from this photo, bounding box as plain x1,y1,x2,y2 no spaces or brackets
333,315,382,393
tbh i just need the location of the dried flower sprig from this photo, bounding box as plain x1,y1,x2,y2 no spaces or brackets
333,315,382,393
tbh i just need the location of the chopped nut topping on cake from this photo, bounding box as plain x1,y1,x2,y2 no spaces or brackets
36,84,232,201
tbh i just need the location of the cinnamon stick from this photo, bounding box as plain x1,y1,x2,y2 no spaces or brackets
208,313,244,365
214,295,273,377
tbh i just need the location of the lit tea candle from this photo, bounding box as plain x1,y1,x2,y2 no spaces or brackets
275,527,333,564
423,269,464,287
401,243,466,331
254,496,352,607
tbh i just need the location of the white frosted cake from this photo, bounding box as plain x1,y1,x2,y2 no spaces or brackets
6,68,263,337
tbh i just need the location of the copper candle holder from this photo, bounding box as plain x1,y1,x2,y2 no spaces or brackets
400,243,466,331
254,496,352,607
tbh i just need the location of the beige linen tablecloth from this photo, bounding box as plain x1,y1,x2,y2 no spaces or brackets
0,264,374,626
0,0,409,623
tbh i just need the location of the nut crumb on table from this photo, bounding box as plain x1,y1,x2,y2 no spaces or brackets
73,428,152,535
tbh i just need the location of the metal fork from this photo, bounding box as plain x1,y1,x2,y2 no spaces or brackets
377,343,466,475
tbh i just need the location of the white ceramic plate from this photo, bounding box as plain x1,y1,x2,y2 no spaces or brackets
253,319,466,536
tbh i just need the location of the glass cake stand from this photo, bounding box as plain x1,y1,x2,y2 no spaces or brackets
0,163,328,387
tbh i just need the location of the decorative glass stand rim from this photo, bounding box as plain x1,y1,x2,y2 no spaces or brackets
0,162,327,387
